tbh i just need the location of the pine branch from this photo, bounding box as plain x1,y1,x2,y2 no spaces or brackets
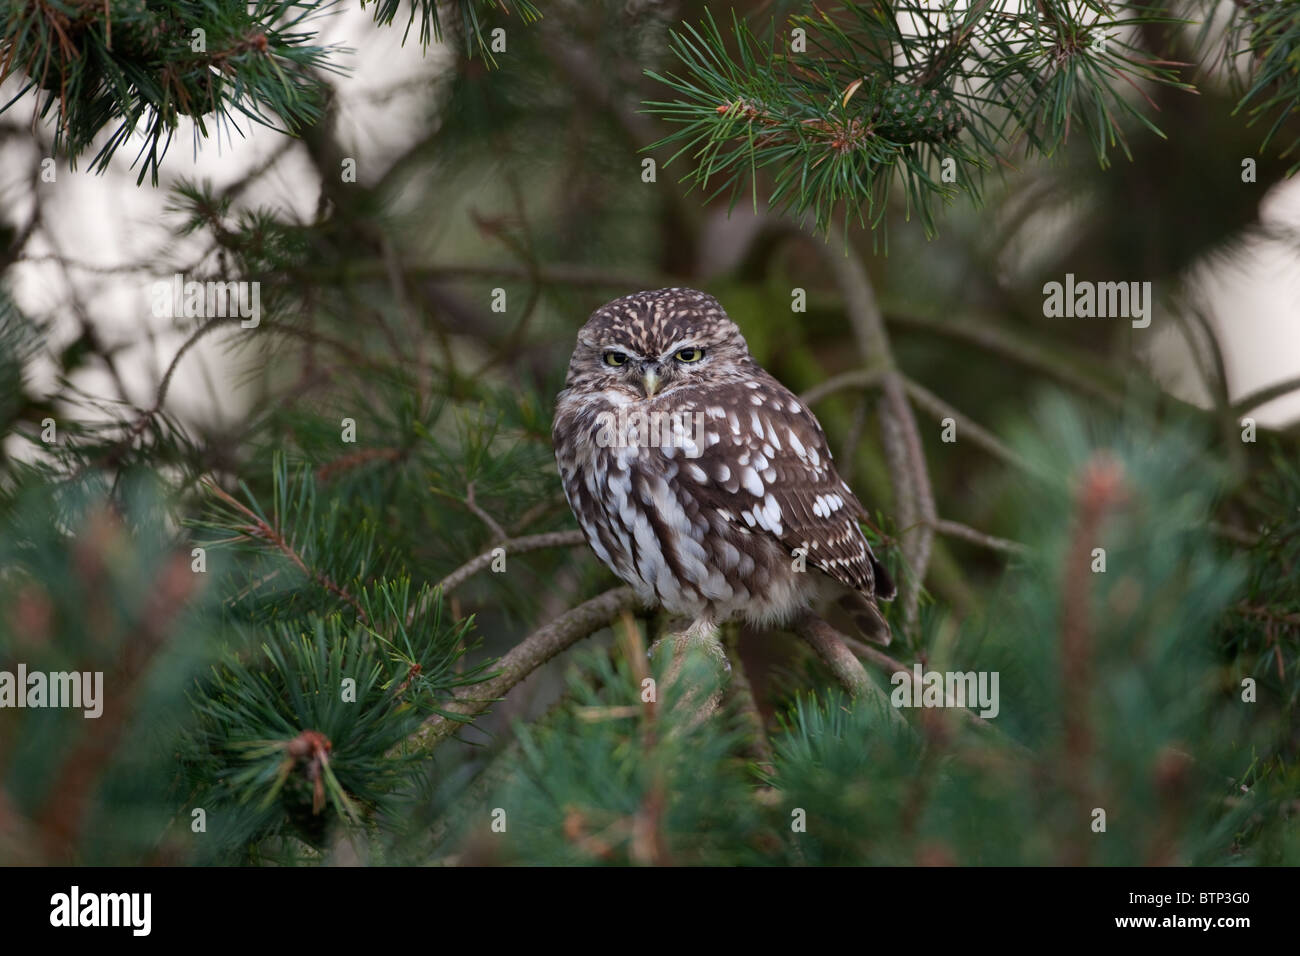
644,2,1191,237
201,476,369,623
1218,0,1300,171
362,0,541,65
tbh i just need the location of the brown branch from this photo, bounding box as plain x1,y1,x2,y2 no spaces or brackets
1058,453,1129,866
1231,374,1300,417
404,529,590,628
413,586,642,750
883,310,1126,409
463,481,507,543
792,611,903,726
1236,603,1300,628
314,447,403,482
815,239,936,638
435,529,589,596
800,365,1032,478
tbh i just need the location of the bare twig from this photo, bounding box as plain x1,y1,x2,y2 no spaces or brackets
463,481,508,543
1231,374,1300,417
405,529,591,627
799,367,887,407
902,377,1033,473
436,529,588,595
931,518,1028,556
883,310,1126,409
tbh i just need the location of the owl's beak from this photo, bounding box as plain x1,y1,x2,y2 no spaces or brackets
640,368,662,398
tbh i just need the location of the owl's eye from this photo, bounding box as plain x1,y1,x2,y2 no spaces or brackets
603,351,628,367
674,347,704,363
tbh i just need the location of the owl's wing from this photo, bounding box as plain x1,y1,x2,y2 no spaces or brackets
674,374,894,602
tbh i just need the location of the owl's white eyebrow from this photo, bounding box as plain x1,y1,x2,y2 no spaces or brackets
598,345,643,358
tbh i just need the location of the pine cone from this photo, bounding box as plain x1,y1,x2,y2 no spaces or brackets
110,0,167,59
873,84,965,144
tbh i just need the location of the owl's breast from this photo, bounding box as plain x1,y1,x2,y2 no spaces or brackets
554,396,806,623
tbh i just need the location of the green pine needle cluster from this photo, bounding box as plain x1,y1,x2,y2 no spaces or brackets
360,0,540,64
0,0,542,182
1220,0,1300,170
1,0,339,183
645,2,1194,238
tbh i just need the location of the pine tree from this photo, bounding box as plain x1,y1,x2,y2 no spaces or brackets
0,1,1297,866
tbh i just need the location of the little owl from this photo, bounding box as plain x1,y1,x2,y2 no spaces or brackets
553,288,895,644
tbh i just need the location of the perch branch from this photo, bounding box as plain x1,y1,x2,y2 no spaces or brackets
792,611,904,727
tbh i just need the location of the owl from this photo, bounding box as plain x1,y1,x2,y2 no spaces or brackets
552,288,895,644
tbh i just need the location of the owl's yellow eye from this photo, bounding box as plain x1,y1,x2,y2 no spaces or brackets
603,351,628,367
675,347,704,363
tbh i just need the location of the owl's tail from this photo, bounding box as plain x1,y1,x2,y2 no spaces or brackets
837,590,892,646
870,554,896,601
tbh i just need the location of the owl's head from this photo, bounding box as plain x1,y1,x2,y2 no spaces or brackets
565,288,753,400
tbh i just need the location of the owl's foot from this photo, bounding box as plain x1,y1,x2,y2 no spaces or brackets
648,617,729,729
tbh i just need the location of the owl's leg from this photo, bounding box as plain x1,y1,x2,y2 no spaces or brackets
649,616,729,729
